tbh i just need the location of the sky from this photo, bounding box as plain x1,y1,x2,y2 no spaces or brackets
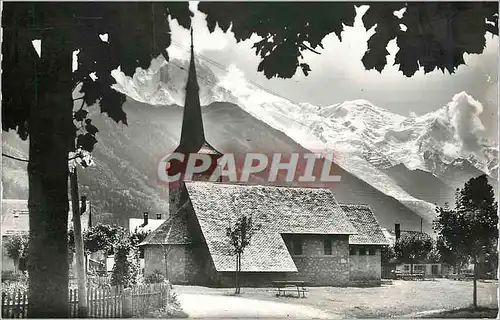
166,2,499,141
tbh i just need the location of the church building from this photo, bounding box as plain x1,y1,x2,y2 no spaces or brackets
140,30,388,287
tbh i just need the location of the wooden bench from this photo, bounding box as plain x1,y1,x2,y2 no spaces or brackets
446,273,474,281
272,280,308,298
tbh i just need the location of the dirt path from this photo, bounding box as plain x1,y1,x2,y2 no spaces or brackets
177,293,338,319
173,280,497,318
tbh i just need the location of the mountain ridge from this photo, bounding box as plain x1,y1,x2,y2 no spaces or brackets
2,58,497,234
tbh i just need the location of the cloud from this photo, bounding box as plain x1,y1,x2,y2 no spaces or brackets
167,1,232,61
447,91,486,153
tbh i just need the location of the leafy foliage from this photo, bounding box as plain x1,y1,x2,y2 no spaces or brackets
199,2,356,79
130,228,151,259
226,205,260,294
1,3,192,316
434,174,498,306
380,245,396,264
226,215,258,255
198,2,498,78
394,232,433,264
1,272,29,295
2,2,193,143
145,269,166,284
83,224,127,255
426,240,442,264
145,292,188,319
4,233,29,267
129,228,151,248
433,204,469,270
434,175,498,265
110,239,140,288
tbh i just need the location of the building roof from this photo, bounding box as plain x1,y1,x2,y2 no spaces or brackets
140,210,194,245
340,204,390,245
2,199,91,236
382,228,432,247
185,182,358,272
174,29,207,155
129,218,166,234
198,141,222,155
385,229,430,239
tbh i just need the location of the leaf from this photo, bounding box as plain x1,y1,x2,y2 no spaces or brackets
84,119,99,135
198,2,357,79
74,109,88,122
166,2,193,30
77,132,98,152
299,63,311,76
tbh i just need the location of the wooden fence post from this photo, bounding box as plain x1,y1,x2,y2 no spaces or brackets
122,288,132,318
163,280,170,307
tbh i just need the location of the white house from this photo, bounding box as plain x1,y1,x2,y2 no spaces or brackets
383,223,443,277
129,212,166,234
92,212,166,274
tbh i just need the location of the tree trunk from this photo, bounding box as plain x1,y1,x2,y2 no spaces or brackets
237,254,241,294
235,254,240,294
163,245,172,280
14,257,19,273
70,169,88,317
27,25,74,317
473,262,478,309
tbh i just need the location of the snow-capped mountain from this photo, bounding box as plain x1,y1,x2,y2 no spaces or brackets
111,56,498,224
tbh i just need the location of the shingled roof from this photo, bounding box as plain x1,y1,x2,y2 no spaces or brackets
140,209,194,245
2,199,91,236
184,182,358,272
340,204,389,245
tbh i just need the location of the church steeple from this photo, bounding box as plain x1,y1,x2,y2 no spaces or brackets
168,28,222,181
175,28,205,154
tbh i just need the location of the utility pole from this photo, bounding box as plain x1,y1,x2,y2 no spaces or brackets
70,167,88,317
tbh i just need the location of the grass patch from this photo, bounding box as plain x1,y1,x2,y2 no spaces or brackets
421,306,498,318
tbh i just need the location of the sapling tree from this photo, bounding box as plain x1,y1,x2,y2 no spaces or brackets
226,213,260,294
5,233,30,272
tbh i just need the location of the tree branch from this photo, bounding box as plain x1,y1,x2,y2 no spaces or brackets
300,43,321,55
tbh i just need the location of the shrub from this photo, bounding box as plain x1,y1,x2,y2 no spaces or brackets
111,240,139,288
142,292,188,318
145,269,165,284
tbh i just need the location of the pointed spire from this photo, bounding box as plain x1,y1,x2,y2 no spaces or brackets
190,27,194,50
175,27,205,153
